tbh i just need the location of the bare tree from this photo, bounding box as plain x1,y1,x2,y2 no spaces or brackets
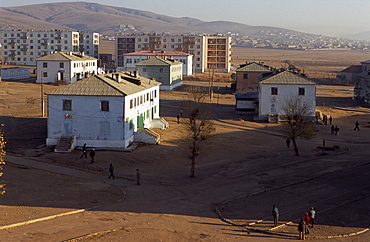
281,98,315,156
0,126,6,194
182,86,216,178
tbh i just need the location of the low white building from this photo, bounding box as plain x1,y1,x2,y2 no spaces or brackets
259,71,316,119
46,71,166,150
36,52,99,84
0,67,30,79
121,50,193,76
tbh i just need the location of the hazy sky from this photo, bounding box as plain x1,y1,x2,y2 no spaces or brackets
0,0,368,37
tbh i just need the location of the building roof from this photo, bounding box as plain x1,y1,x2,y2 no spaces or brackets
360,60,370,64
123,50,192,57
237,62,271,72
340,65,362,73
136,56,183,66
48,71,161,96
36,52,97,62
259,71,316,85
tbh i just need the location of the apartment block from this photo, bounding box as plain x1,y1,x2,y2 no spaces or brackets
0,30,99,65
116,34,232,73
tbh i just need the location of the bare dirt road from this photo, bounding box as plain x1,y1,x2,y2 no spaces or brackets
0,80,369,241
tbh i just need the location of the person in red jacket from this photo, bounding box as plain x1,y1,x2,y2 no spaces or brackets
304,212,311,235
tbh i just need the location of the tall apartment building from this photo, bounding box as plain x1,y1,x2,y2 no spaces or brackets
0,30,99,65
116,34,232,73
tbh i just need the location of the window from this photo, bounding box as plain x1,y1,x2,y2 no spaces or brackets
43,72,48,77
143,68,146,72
243,73,248,79
129,119,134,130
298,87,305,95
271,87,278,95
130,99,133,109
63,100,72,111
159,68,164,73
60,63,64,68
101,101,109,111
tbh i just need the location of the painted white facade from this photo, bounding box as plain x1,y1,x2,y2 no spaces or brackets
46,72,161,148
1,30,99,65
258,71,316,118
36,52,98,84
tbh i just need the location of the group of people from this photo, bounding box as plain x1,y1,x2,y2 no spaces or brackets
80,143,141,185
330,125,340,135
298,207,316,240
271,205,316,240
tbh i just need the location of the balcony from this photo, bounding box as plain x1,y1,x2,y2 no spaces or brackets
175,47,187,51
9,53,17,57
41,42,49,46
9,41,17,46
149,41,162,44
21,47,28,51
55,35,64,40
20,36,28,40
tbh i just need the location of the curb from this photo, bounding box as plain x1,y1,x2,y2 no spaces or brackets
0,209,85,231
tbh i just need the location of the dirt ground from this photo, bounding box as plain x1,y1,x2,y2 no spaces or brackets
0,76,370,240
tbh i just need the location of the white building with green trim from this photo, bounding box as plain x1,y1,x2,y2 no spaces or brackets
47,71,167,150
136,56,183,90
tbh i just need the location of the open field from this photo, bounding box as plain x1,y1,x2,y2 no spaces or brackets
0,78,369,241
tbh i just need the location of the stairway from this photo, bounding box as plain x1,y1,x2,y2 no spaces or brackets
54,136,75,152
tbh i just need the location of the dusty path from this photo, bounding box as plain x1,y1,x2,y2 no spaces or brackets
0,83,369,241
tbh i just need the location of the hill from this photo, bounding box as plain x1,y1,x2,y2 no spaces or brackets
0,1,306,38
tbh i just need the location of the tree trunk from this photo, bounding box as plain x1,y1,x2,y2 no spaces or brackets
292,138,299,156
190,158,195,178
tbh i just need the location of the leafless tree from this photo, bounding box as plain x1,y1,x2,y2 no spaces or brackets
281,98,315,156
0,125,6,194
182,86,216,178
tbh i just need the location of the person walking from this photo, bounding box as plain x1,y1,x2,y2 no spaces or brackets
304,212,311,235
108,163,115,179
329,116,333,125
309,207,316,228
298,218,306,240
180,108,183,118
335,126,339,135
80,143,87,158
136,169,141,186
286,138,291,148
330,125,335,135
272,205,279,227
89,149,96,164
177,113,180,124
354,121,360,131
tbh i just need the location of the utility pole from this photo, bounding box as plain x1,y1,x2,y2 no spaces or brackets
41,71,45,117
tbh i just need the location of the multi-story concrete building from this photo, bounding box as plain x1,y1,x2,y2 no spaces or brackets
116,34,232,73
0,30,99,65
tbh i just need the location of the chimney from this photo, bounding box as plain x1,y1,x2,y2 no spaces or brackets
134,70,139,78
112,73,121,82
81,52,85,57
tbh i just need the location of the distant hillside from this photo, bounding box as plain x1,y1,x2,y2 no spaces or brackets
0,1,305,38
339,31,370,41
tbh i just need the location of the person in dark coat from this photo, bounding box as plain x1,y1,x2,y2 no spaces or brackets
335,126,339,135
136,169,141,185
80,143,87,158
354,121,360,131
108,163,115,179
177,113,180,124
330,125,335,135
286,138,291,148
272,205,279,227
89,149,96,164
329,116,333,125
298,218,306,240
